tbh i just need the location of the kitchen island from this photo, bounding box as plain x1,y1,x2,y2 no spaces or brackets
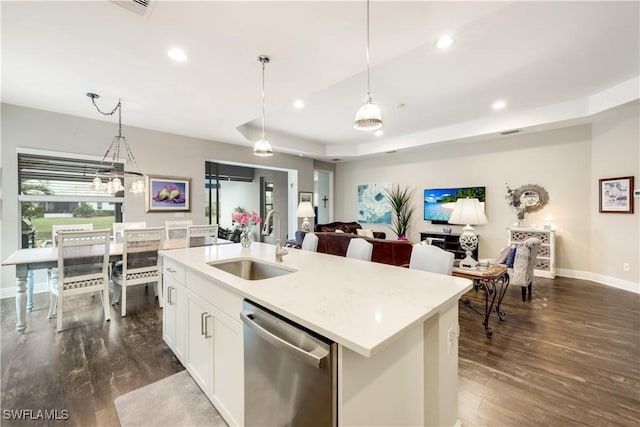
160,242,472,427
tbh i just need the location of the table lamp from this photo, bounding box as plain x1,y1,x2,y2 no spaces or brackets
448,198,487,268
296,201,315,232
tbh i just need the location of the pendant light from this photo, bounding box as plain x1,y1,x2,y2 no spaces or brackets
354,0,383,131
87,93,145,194
254,55,274,157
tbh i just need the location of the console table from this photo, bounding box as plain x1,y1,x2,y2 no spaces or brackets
420,231,478,260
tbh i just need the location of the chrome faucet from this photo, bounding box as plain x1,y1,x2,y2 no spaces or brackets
262,210,288,262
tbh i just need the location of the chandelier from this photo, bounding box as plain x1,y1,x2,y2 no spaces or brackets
254,55,274,157
354,0,383,131
87,93,144,194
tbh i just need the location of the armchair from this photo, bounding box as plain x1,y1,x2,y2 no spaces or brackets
497,238,541,301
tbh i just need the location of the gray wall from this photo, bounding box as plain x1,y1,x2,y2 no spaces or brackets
1,103,314,292
335,101,639,290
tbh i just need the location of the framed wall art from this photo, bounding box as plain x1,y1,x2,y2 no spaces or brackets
599,176,634,214
146,175,191,212
357,183,391,224
299,191,313,204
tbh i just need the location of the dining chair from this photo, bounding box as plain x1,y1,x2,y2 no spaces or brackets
111,227,164,317
301,233,319,252
51,223,94,247
346,238,373,261
113,221,147,243
186,224,219,247
409,242,455,275
48,229,111,332
165,220,193,240
47,224,94,312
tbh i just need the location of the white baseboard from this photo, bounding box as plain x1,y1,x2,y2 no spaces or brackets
556,268,639,294
0,281,48,299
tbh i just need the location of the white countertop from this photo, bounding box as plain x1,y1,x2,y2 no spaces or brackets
160,242,472,357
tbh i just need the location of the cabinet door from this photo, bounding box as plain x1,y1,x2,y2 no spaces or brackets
187,295,214,397
164,277,186,363
163,277,178,351
213,310,244,426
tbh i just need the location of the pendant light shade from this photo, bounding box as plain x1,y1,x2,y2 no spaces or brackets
354,0,383,131
354,93,382,131
253,138,273,157
254,55,274,157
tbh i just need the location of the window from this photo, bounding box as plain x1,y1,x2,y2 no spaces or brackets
18,150,124,248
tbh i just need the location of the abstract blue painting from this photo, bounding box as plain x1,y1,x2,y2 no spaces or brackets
357,183,391,224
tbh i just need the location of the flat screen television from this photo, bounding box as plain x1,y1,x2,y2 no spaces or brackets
423,186,486,224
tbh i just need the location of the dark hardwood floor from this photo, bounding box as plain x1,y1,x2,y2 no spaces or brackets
458,276,640,426
0,289,183,426
1,277,638,426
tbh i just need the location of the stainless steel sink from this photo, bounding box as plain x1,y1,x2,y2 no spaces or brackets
207,258,295,280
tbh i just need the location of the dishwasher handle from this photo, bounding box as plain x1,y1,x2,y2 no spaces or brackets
241,311,329,369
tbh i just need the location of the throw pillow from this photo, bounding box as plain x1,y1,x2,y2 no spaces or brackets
356,228,365,237
363,229,374,238
505,247,518,268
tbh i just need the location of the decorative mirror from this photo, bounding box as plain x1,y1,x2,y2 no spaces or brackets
513,184,549,213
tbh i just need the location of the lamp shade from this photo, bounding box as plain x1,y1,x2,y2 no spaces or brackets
296,201,315,218
448,198,487,226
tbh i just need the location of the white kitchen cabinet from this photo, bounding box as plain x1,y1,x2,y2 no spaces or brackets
162,258,245,426
163,276,186,363
212,308,244,427
186,293,215,398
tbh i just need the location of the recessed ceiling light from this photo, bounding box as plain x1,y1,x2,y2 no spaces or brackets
492,100,507,110
436,35,454,49
374,130,383,137
293,99,304,109
167,47,188,62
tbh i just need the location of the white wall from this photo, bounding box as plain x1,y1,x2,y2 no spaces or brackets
335,101,639,289
218,180,260,229
589,102,639,286
1,103,314,292
315,170,331,224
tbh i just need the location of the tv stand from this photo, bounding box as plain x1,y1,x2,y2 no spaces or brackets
419,231,478,261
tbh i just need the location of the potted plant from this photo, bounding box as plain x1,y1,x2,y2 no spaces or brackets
384,184,415,239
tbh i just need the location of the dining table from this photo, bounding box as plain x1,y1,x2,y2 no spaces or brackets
2,237,231,334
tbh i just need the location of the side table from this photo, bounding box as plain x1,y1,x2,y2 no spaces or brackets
452,264,509,337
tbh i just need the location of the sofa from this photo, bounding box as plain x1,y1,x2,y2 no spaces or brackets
312,232,411,267
314,221,386,239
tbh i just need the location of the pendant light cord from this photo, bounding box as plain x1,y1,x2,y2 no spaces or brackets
366,0,371,96
261,60,266,139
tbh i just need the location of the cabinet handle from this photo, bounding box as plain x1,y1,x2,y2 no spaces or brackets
204,314,213,339
201,312,207,336
167,286,174,305
166,267,176,273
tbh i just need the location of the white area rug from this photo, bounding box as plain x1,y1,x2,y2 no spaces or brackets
114,371,228,427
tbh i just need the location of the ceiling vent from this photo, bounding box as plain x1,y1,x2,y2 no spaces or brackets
110,0,152,16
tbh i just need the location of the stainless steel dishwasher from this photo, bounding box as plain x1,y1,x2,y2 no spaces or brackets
241,300,337,427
